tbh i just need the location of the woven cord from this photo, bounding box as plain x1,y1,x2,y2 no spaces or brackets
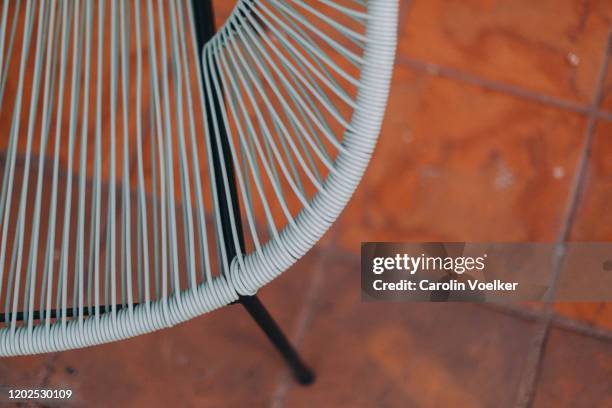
0,0,397,355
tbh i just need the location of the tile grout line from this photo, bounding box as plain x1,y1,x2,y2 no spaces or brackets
268,229,341,408
551,314,612,343
318,236,612,342
595,109,612,121
268,250,329,408
514,28,612,408
483,300,612,342
396,55,612,120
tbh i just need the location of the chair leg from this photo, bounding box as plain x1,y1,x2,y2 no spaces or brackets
238,295,315,385
191,0,314,385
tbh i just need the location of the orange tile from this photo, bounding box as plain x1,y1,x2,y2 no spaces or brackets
282,255,537,407
335,65,588,252
400,0,612,103
533,327,612,407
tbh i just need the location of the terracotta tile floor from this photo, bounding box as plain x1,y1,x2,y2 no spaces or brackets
3,0,612,406
281,255,538,407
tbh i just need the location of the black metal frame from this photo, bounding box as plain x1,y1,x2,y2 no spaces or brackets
191,0,314,385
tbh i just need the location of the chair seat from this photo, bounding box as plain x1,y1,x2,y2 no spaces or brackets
0,0,397,355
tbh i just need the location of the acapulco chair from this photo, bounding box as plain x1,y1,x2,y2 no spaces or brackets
0,0,397,383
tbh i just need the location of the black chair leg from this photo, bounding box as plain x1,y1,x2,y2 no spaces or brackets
238,295,315,385
191,0,315,386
